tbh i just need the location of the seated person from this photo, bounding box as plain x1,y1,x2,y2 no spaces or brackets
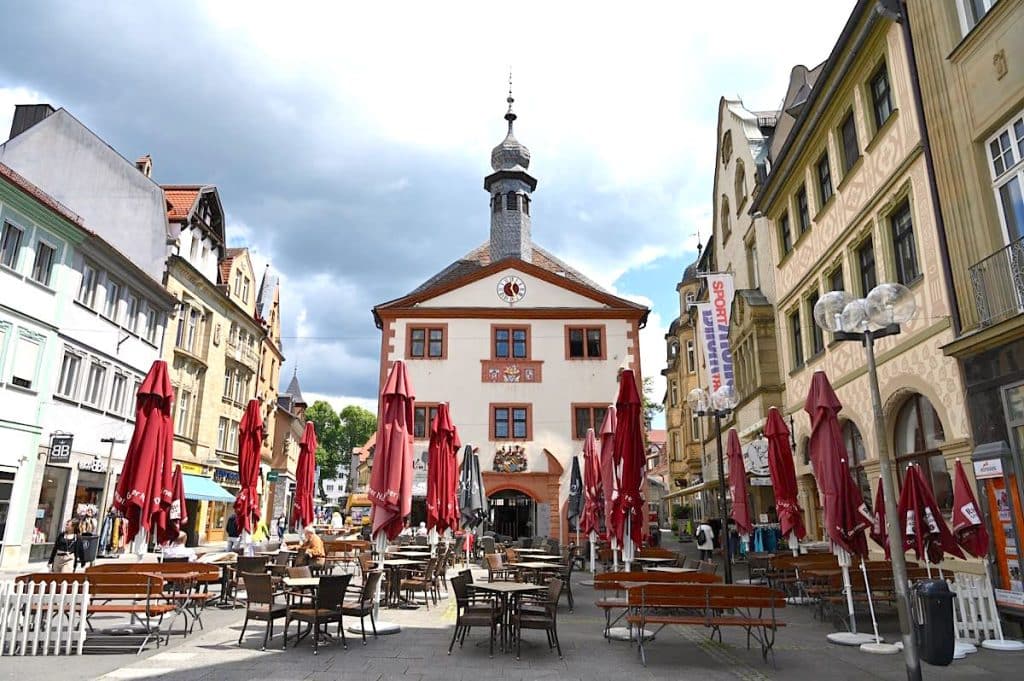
295,527,326,569
162,531,197,561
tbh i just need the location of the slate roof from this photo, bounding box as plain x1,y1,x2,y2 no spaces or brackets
411,241,608,297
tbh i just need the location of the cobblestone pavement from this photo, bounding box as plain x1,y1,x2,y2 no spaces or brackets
7,534,1024,680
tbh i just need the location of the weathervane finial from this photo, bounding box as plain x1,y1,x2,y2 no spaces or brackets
505,68,516,130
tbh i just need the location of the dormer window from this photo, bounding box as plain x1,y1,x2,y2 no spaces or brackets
199,201,213,227
506,191,518,211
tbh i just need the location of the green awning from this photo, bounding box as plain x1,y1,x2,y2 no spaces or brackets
182,474,236,503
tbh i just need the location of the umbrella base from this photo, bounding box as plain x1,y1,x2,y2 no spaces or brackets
828,632,876,646
860,642,900,655
981,638,1024,651
347,620,400,636
607,626,654,641
954,641,978,658
579,580,595,587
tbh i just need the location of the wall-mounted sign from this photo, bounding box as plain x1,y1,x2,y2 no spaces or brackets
974,459,1004,480
48,434,74,465
78,458,107,472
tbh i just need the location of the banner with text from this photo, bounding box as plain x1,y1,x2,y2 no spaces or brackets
697,273,736,395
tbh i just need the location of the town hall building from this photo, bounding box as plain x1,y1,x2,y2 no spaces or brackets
373,95,648,543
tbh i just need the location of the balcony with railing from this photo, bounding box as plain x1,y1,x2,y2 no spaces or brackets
969,236,1024,328
225,337,260,372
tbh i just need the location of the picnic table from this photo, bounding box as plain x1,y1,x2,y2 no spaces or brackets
472,581,545,653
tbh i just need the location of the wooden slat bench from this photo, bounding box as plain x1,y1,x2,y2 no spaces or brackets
594,571,720,636
626,583,786,666
17,572,174,653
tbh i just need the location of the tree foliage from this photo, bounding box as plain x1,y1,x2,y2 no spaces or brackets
642,376,664,426
303,401,377,493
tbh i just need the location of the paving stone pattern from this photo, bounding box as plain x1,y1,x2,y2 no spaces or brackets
7,535,1024,680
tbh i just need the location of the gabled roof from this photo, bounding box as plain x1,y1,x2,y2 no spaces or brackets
219,247,247,287
164,186,201,222
375,241,648,325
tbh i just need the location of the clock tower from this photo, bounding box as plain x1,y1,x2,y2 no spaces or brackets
485,85,536,264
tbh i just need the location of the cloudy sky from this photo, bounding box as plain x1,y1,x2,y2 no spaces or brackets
0,2,853,422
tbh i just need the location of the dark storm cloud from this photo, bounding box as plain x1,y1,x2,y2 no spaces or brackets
0,3,691,401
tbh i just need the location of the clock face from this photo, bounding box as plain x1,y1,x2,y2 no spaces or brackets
497,275,526,304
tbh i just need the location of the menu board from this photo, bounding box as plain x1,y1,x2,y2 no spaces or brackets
985,475,1024,610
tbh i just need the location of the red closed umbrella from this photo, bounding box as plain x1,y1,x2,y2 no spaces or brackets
157,464,188,545
765,407,805,548
726,428,753,538
369,360,415,542
598,406,617,540
952,459,989,559
870,482,889,558
804,371,870,557
293,421,317,529
112,360,175,546
612,369,646,568
580,428,603,537
235,399,264,536
426,403,461,536
897,463,964,565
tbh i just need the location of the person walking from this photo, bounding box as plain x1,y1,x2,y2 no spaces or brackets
48,520,82,573
696,518,716,562
276,514,287,541
226,512,240,552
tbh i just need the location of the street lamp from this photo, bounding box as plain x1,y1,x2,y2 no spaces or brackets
687,384,739,584
813,283,921,680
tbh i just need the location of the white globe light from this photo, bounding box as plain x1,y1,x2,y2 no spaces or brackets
841,299,871,333
687,388,708,412
712,385,739,411
866,283,916,327
814,291,856,332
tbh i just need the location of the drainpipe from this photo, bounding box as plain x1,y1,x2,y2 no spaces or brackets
895,0,963,336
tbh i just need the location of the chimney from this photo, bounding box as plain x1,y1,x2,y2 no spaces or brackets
135,155,153,178
10,104,55,140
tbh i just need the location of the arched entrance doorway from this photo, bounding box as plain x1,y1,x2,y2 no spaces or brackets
488,490,537,539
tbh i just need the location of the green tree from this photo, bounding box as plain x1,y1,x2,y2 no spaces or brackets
305,401,344,490
642,376,664,428
337,405,377,472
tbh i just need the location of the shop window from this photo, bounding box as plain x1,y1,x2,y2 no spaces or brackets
842,420,872,506
34,466,70,545
894,393,952,512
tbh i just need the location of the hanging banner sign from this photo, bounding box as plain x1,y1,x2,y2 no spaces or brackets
696,273,736,394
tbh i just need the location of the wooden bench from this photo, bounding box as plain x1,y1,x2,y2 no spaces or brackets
625,583,786,666
17,572,174,653
594,571,720,635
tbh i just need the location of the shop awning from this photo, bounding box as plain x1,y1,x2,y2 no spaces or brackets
663,479,719,500
182,474,236,503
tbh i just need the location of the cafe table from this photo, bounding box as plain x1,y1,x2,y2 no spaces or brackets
380,559,425,607
646,566,697,574
472,581,545,652
634,557,676,568
514,560,561,583
521,554,561,562
512,547,548,554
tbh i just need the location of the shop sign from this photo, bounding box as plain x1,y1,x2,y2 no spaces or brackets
974,459,1004,480
749,476,773,486
267,471,280,482
48,434,74,464
180,463,204,475
995,588,1024,608
214,469,240,485
78,458,107,472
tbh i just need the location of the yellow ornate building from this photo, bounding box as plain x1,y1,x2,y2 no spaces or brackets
750,3,972,550
162,186,283,544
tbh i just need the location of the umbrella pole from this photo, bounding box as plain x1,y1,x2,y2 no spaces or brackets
789,531,800,557
348,532,401,636
859,557,900,654
827,547,875,646
589,530,597,574
612,538,619,572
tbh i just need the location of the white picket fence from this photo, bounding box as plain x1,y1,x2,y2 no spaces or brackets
0,579,90,656
949,571,1001,643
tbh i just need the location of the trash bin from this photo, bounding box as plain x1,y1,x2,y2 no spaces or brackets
914,579,955,666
